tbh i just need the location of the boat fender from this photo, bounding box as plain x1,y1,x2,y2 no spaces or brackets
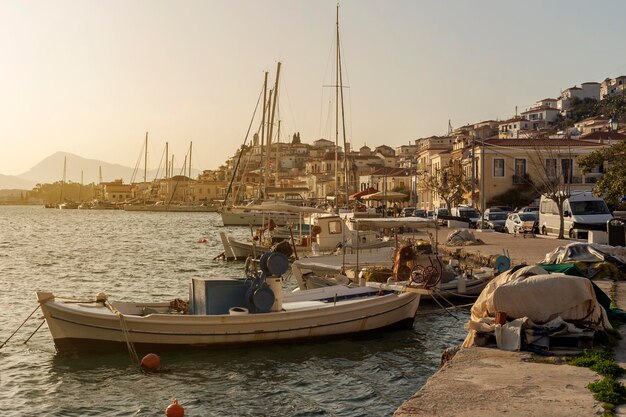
266,252,289,276
96,292,108,303
259,252,272,275
251,285,275,313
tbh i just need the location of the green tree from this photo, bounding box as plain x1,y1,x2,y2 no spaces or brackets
578,140,626,206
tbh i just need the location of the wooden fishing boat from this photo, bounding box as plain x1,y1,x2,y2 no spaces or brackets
36,253,420,353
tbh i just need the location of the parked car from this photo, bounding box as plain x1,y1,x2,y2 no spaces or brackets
518,206,539,213
505,212,539,235
401,207,415,217
480,210,509,231
489,206,513,213
413,209,427,218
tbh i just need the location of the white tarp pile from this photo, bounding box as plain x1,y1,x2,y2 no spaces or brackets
463,265,611,350
543,242,626,264
445,229,483,246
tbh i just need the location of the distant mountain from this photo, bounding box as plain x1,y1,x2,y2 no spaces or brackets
14,151,200,186
0,174,36,190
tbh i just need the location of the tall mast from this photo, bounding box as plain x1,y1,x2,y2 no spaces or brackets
189,141,192,179
60,156,66,202
79,170,83,202
337,4,349,207
165,142,169,180
265,61,281,199
334,4,339,209
259,71,268,199
263,89,273,199
275,120,281,187
144,131,148,183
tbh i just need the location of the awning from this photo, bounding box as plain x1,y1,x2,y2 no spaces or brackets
362,191,408,201
349,187,377,200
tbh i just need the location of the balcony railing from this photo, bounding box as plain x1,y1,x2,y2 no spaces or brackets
512,174,529,185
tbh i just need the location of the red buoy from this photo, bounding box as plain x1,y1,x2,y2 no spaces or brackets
140,353,161,370
198,238,207,243
166,399,185,417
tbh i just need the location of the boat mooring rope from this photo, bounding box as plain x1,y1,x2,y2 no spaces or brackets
105,301,140,365
0,304,40,349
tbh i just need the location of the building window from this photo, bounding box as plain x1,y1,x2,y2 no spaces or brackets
493,159,505,177
561,158,573,183
513,158,526,184
514,159,526,176
545,159,557,178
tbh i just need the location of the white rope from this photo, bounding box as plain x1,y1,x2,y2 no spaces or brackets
105,301,140,365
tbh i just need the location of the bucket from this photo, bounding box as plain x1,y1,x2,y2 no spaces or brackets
266,277,283,312
228,307,249,315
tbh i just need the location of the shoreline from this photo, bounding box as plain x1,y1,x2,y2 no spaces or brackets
396,228,624,417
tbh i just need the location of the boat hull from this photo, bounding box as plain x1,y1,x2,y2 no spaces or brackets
37,290,420,354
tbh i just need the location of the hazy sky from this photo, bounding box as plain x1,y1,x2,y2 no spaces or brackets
2,0,626,179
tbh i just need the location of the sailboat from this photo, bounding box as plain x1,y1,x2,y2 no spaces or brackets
58,156,79,209
220,63,302,227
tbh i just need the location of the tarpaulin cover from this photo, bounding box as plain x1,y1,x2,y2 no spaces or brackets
542,242,626,264
463,265,611,348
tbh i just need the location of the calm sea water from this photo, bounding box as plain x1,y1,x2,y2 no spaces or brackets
0,206,468,417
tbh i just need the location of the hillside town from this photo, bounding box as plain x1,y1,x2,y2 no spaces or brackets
85,75,626,212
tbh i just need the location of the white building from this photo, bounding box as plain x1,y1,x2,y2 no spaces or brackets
601,76,626,99
558,82,600,114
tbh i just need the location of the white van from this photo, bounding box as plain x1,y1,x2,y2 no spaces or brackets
539,192,612,238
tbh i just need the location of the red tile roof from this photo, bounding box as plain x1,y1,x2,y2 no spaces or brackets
483,138,605,147
580,131,626,141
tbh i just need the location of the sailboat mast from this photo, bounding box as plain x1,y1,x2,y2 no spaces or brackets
334,5,339,209
275,120,280,187
337,5,350,207
264,89,273,199
265,61,281,199
144,131,148,183
60,156,67,202
79,170,83,202
189,141,193,179
165,142,169,180
259,71,268,200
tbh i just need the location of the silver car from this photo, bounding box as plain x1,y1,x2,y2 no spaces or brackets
479,211,508,231
505,212,539,234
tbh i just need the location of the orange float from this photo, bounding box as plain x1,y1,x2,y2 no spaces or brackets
140,353,160,370
166,399,185,417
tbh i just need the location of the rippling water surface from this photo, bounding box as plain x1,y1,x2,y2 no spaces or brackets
0,206,468,417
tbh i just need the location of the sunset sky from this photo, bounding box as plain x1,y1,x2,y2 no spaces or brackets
2,0,626,179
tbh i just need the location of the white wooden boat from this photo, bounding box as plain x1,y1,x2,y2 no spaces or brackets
291,217,497,299
219,204,303,226
220,210,390,260
37,280,419,353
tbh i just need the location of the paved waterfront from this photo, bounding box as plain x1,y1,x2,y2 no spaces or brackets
432,227,575,266
395,228,626,417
